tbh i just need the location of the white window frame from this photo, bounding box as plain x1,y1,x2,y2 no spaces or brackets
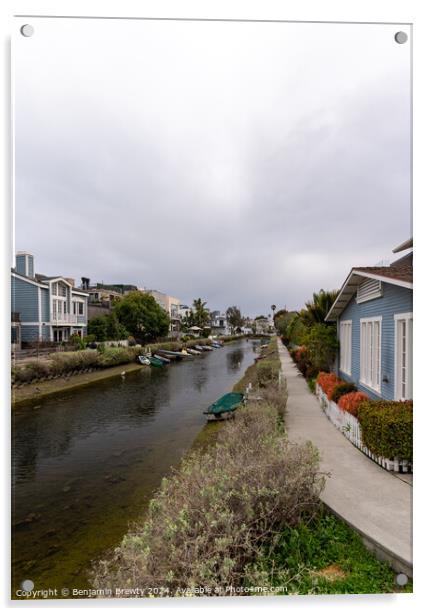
394,312,413,400
360,316,382,393
339,319,352,375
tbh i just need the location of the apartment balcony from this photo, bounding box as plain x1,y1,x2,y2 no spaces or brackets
51,314,79,325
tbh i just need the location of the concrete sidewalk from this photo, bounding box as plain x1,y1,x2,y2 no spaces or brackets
278,340,413,576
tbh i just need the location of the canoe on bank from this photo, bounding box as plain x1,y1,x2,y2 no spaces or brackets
156,350,183,361
137,355,151,366
145,355,165,368
153,354,171,364
204,392,245,421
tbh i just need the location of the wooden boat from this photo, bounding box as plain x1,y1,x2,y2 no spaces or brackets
153,353,171,364
137,355,151,366
203,392,244,420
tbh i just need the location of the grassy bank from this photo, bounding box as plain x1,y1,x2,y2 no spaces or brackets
91,336,410,596
11,336,247,408
12,362,145,408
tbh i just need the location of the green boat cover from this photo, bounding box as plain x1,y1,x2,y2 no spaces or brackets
205,392,244,415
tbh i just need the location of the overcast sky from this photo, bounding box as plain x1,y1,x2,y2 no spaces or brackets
14,18,411,315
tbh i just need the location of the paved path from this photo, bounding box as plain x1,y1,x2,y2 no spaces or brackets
278,340,413,576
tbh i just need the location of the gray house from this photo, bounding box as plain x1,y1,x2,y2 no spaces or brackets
325,239,413,401
11,252,89,345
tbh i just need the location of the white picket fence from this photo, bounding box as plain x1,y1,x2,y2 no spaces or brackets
315,385,412,473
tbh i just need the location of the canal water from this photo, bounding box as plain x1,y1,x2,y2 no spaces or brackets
12,339,258,595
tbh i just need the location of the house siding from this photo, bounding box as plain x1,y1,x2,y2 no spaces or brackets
41,288,50,321
337,282,412,401
11,276,40,322
20,325,40,343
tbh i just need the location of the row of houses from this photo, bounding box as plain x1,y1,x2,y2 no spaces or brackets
10,252,245,348
327,238,413,402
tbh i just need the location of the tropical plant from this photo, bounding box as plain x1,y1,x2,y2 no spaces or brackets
300,289,339,327
192,298,211,328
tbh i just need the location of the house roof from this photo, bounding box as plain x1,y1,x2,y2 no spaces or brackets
325,256,413,321
393,237,413,253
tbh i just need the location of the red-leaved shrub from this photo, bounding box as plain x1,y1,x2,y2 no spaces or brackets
338,391,369,416
316,372,342,399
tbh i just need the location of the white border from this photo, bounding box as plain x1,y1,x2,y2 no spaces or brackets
2,1,431,613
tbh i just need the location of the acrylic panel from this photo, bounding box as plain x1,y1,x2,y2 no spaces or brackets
12,17,412,600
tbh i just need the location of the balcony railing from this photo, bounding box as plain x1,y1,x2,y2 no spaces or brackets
51,314,79,325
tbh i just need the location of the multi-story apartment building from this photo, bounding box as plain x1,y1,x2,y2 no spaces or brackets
11,252,89,345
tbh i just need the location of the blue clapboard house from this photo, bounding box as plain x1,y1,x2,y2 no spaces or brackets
11,252,89,346
325,239,413,401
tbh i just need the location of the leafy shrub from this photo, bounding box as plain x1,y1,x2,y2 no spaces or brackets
96,347,135,367
256,359,279,386
338,392,369,416
69,334,86,350
258,382,288,417
357,400,413,461
50,350,99,375
14,361,50,383
92,402,324,595
316,372,342,399
330,381,357,403
301,323,338,374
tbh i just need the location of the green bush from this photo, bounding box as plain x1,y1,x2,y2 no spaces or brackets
330,381,357,403
96,347,136,367
357,400,413,461
14,361,51,383
50,350,99,375
256,359,279,387
92,402,323,595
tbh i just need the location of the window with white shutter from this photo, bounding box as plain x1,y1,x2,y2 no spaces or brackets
339,320,352,375
360,317,382,392
394,313,413,400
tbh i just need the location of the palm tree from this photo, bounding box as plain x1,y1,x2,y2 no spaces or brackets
301,289,338,326
192,298,210,329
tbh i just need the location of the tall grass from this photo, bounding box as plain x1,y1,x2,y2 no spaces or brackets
92,402,323,596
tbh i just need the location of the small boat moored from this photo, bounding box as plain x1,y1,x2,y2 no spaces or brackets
145,355,165,367
186,347,201,355
153,354,171,364
137,355,151,366
204,392,245,420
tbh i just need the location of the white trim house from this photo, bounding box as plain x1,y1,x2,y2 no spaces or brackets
11,252,89,345
326,240,413,401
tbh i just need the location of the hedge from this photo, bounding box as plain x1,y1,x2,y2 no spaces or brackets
337,391,369,416
356,400,413,462
330,381,357,403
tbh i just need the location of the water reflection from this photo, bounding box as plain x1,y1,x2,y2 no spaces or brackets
12,340,257,592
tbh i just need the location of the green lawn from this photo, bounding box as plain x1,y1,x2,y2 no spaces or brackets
248,510,412,595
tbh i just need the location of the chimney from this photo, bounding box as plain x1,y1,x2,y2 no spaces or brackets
16,252,34,278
